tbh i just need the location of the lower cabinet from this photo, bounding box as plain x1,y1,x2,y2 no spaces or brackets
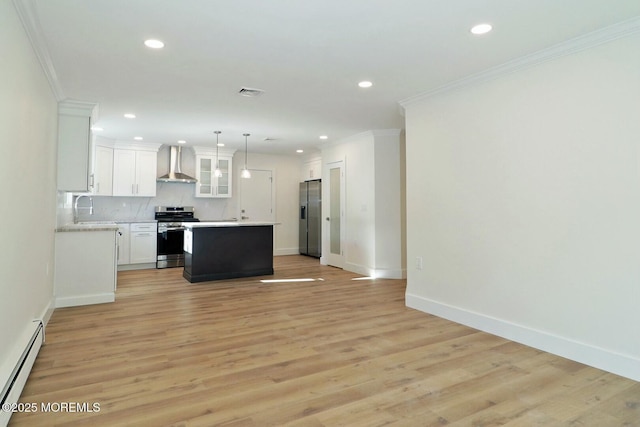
115,222,157,270
116,223,130,265
54,229,117,307
128,223,157,264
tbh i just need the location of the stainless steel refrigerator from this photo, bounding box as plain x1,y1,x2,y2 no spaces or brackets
299,180,321,257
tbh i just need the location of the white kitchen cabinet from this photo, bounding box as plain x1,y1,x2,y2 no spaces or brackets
112,146,158,197
193,146,235,198
301,157,322,181
91,142,113,195
129,222,157,263
54,229,117,308
116,223,130,265
57,100,98,192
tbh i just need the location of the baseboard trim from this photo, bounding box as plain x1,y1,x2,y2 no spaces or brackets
405,292,640,382
39,297,55,328
118,262,156,271
274,248,300,256
55,293,115,308
344,262,405,279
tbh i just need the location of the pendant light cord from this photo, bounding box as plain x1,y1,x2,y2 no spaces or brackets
244,133,250,169
214,131,221,169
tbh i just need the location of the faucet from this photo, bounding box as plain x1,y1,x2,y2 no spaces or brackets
73,194,94,223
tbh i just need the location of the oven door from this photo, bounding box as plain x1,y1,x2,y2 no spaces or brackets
157,225,185,268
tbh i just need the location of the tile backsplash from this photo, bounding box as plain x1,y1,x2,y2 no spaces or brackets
60,181,237,225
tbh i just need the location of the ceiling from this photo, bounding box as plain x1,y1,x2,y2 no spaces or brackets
16,0,640,155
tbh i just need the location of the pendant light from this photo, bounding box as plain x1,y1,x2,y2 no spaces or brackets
213,131,222,178
241,133,251,179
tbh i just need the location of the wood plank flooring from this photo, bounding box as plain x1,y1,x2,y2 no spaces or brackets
10,255,640,426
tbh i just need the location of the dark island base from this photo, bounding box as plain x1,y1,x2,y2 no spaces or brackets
183,225,274,283
183,265,274,283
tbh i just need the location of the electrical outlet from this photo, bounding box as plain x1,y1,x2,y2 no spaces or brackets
415,256,423,270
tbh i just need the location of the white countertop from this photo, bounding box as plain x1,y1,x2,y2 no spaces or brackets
57,220,276,231
56,222,119,232
56,219,157,232
184,221,279,228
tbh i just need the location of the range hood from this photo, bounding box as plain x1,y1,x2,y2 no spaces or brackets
157,146,197,183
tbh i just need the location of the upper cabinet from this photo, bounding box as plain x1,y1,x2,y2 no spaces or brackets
112,143,160,197
301,157,322,181
57,100,98,192
193,146,235,198
91,140,113,196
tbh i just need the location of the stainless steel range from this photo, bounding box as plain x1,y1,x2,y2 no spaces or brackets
155,206,200,269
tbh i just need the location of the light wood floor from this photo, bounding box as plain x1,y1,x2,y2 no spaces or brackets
11,256,640,426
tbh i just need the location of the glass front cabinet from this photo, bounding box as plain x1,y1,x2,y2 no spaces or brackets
194,146,235,198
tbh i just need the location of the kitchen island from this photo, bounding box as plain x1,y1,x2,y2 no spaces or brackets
183,222,276,283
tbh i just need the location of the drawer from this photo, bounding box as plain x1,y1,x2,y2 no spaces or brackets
130,223,157,232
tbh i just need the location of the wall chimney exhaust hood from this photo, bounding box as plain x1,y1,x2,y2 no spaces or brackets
157,146,197,183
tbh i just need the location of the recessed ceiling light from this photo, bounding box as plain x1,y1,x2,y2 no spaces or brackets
144,39,164,49
177,140,186,144
296,149,304,153
217,143,225,147
319,135,328,140
91,126,103,132
124,113,136,119
134,136,143,141
470,23,492,35
358,81,373,88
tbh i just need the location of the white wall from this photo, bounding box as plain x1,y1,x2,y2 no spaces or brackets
404,32,640,381
374,130,404,276
0,0,57,388
322,130,404,278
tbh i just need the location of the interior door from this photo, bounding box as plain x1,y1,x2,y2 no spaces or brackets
239,169,274,222
324,161,344,268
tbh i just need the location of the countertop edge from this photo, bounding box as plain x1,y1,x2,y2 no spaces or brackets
56,223,119,232
184,222,280,228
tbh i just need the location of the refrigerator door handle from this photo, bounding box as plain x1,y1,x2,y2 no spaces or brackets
300,205,306,219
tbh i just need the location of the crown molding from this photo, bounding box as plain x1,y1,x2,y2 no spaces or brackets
328,129,402,147
113,141,162,151
192,145,237,156
400,16,640,108
13,0,65,101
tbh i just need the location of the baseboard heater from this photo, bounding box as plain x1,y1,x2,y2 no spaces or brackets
0,320,44,427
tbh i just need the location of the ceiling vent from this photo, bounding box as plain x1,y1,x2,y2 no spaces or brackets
238,87,265,97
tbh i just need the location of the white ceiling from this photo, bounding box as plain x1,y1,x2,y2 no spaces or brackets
16,0,640,155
